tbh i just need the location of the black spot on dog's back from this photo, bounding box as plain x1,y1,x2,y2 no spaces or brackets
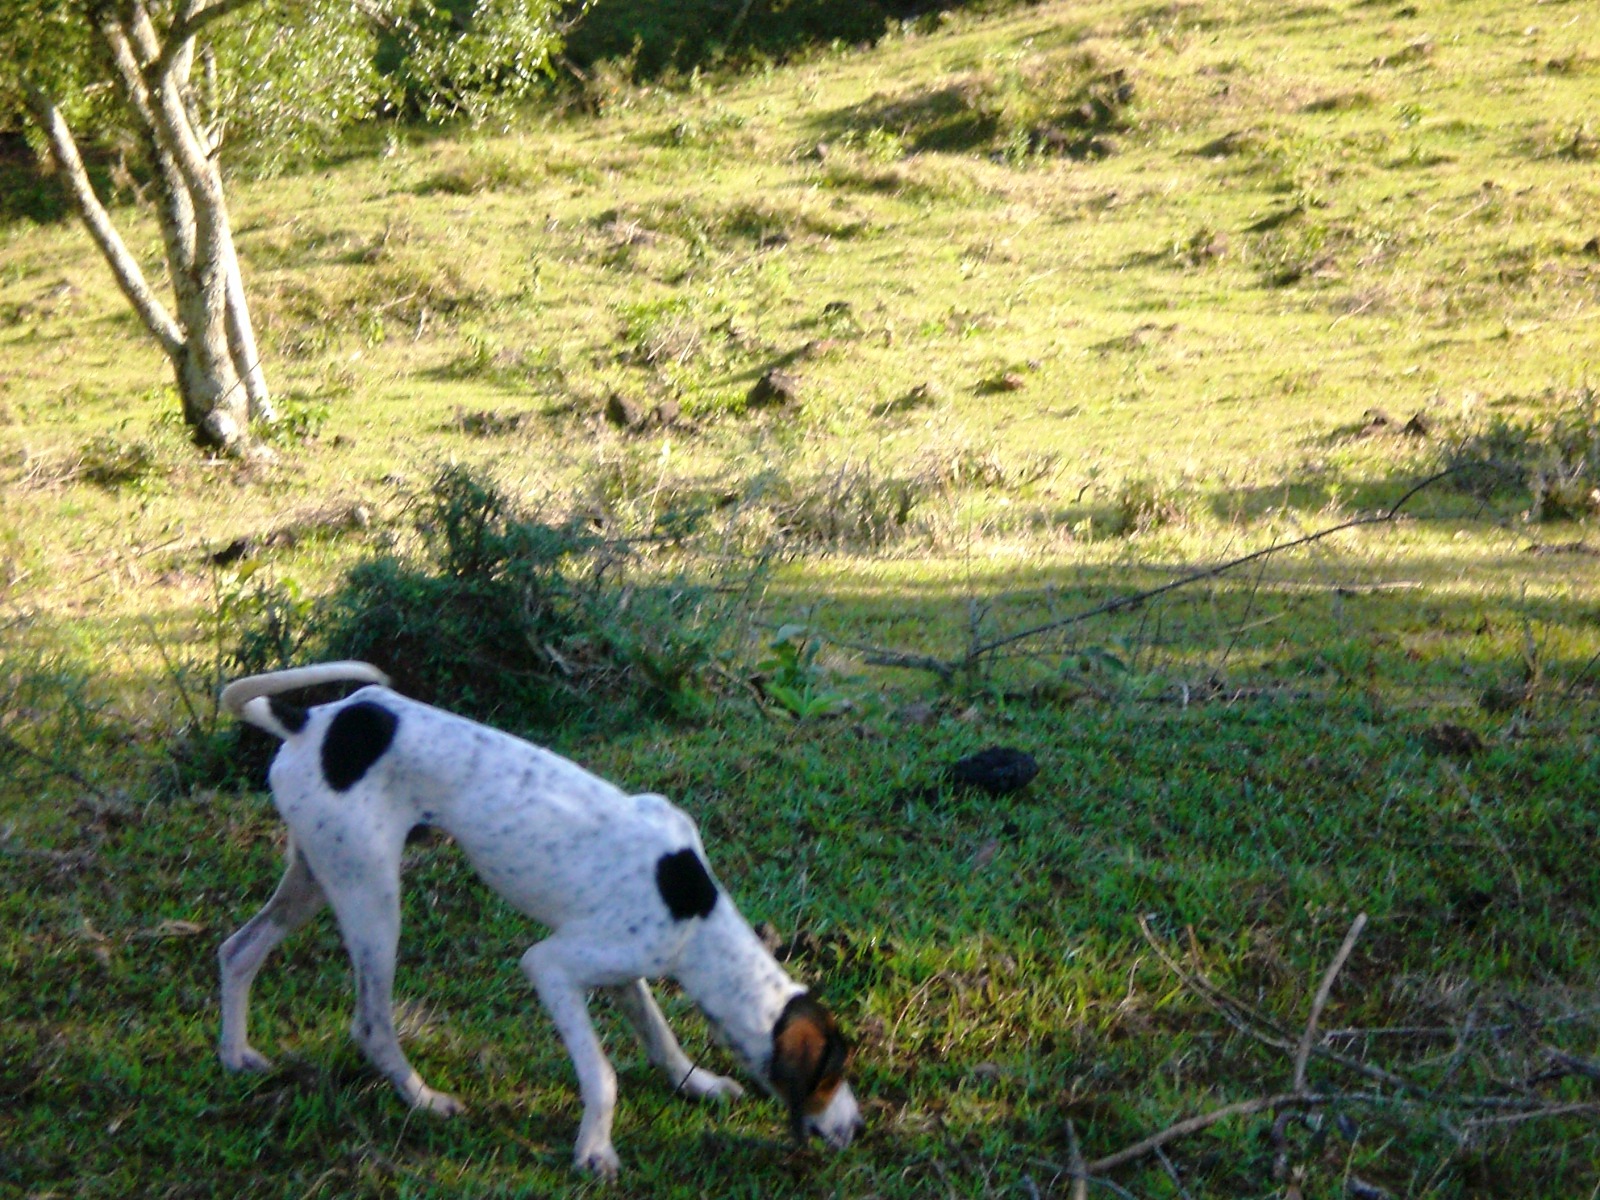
269,695,309,734
321,701,398,792
656,848,718,920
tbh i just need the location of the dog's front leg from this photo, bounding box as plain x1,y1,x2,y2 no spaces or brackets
608,980,744,1103
522,941,622,1177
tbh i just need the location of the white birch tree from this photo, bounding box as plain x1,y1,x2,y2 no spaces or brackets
3,0,563,454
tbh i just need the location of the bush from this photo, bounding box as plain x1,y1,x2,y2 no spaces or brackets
1443,387,1600,521
565,0,897,81
228,465,749,731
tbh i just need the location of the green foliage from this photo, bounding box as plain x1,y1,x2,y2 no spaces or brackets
376,0,565,124
565,0,898,80
206,4,387,172
3,0,567,181
1443,387,1600,520
227,464,744,729
756,623,847,719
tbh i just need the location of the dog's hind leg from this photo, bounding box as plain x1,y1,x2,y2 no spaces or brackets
219,841,326,1073
309,835,465,1117
607,980,744,1103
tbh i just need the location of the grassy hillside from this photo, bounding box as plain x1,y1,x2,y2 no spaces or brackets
4,0,1600,1195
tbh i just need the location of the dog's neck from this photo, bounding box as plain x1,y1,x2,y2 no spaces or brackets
673,903,803,1080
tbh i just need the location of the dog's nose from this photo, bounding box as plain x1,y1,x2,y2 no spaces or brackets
817,1111,864,1150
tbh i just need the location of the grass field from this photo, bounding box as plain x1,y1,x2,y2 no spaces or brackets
4,0,1600,1195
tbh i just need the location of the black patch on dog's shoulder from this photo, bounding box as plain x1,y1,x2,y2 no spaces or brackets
269,695,309,734
321,701,398,792
656,848,718,920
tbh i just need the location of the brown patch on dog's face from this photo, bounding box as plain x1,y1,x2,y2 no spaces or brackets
770,992,851,1139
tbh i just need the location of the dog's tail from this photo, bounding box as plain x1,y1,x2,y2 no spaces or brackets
220,661,391,740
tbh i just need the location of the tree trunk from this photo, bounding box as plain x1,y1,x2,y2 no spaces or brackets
25,1,270,456
225,249,275,423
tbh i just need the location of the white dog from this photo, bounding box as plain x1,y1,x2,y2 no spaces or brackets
216,662,861,1176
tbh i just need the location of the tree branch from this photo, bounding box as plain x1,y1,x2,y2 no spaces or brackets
150,0,260,82
836,467,1468,680
968,469,1461,664
24,88,184,358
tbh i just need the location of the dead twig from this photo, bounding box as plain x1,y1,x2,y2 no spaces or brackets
1294,913,1368,1092
1095,916,1600,1183
1085,1093,1325,1175
1139,917,1424,1096
1065,1119,1088,1200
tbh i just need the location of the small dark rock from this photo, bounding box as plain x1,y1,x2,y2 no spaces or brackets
947,746,1039,796
209,537,254,567
1401,412,1432,437
748,369,801,408
604,391,648,429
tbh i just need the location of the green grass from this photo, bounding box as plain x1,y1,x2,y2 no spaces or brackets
5,0,1600,1195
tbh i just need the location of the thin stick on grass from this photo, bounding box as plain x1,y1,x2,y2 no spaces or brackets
1065,1119,1088,1200
1139,916,1424,1095
1083,1093,1325,1175
1084,914,1366,1176
1293,912,1368,1093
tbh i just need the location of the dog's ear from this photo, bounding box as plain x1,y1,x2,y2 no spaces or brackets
771,993,851,1140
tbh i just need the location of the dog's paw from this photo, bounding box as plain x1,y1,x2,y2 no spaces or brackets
681,1068,744,1103
220,1045,273,1074
412,1086,466,1118
574,1143,621,1179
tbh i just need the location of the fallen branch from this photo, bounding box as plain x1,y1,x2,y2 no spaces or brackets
1084,914,1600,1184
841,466,1465,680
1138,916,1422,1096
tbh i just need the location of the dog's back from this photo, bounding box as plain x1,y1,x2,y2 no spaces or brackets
264,686,706,937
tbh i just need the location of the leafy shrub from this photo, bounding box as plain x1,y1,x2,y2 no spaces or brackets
1109,474,1194,535
747,460,924,549
1443,388,1600,520
756,624,847,719
228,465,748,729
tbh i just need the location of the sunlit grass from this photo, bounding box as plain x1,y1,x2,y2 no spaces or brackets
4,0,1600,1195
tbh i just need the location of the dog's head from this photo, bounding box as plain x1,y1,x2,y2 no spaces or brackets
768,992,862,1150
